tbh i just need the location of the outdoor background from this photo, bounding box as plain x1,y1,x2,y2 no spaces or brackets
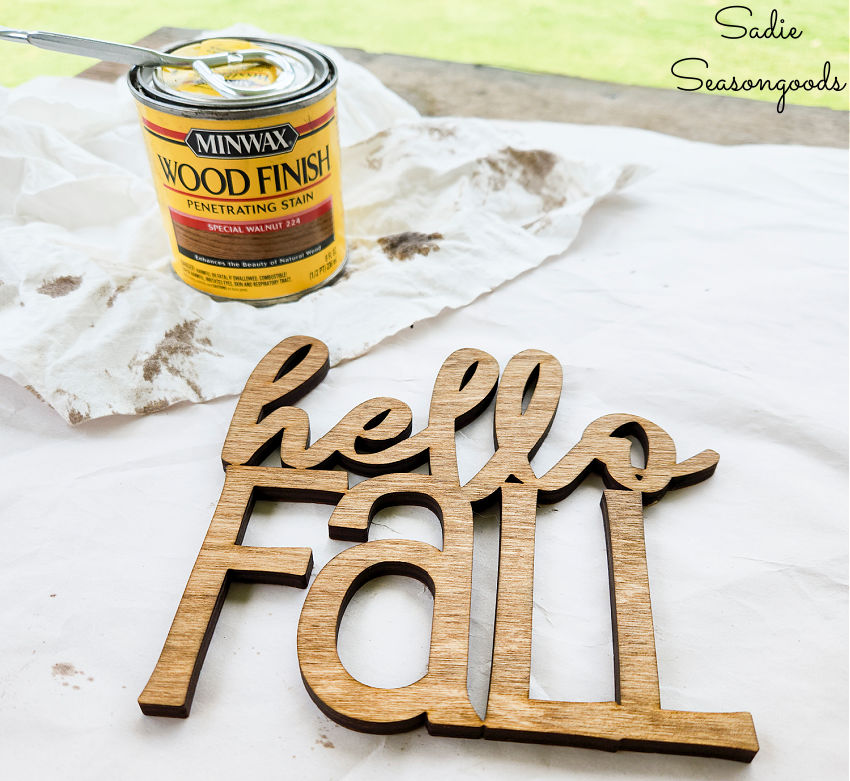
1,0,848,110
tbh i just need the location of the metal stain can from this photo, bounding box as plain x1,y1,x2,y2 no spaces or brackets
128,37,346,303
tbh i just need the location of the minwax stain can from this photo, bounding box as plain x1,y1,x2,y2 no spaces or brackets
128,37,346,303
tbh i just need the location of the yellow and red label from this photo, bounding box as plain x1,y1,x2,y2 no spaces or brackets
135,63,345,301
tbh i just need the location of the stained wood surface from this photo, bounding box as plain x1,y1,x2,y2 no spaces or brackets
140,335,758,761
138,466,346,717
299,474,482,736
485,486,757,760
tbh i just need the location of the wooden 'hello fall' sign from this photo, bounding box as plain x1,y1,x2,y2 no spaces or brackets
138,336,758,762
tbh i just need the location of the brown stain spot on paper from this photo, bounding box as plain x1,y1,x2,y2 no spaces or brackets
55,388,91,426
378,232,444,261
106,278,137,308
481,147,566,211
135,399,170,416
53,663,92,689
37,276,82,298
142,321,196,381
52,662,83,678
67,408,90,425
503,147,557,186
25,385,45,403
316,734,335,749
140,319,207,398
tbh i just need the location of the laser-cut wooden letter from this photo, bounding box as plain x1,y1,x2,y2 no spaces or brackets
485,485,757,761
298,474,481,736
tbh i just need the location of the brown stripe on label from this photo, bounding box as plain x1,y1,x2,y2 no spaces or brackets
172,208,334,261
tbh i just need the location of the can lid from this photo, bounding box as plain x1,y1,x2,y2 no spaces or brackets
136,37,330,108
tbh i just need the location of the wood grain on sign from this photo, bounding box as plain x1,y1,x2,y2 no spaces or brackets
138,466,346,717
220,335,330,468
485,486,758,761
298,474,482,736
139,335,758,762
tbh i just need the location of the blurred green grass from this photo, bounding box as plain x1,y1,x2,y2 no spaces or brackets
1,0,847,110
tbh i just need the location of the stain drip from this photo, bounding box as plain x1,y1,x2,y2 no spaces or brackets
37,276,82,298
139,319,214,399
378,232,444,261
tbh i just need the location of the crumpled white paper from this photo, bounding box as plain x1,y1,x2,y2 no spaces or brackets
0,26,641,424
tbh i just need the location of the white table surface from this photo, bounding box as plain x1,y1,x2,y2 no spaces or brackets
1,119,847,780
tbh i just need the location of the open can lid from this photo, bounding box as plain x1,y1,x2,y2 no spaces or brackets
132,37,333,111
